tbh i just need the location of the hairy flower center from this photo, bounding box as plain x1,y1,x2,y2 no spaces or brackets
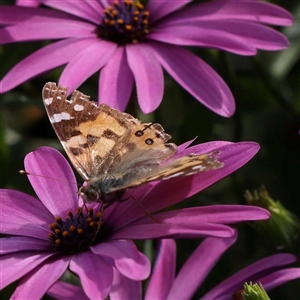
49,207,105,253
96,0,150,44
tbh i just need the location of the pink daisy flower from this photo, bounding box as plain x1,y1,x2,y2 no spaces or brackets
1,141,269,298
1,0,293,115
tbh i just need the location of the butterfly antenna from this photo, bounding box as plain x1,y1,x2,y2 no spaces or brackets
20,169,79,187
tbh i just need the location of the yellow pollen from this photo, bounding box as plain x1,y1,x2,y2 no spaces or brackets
62,231,69,237
125,25,132,31
111,10,118,17
143,11,150,17
110,20,116,26
136,3,144,10
117,19,124,25
69,225,75,232
87,217,92,223
77,228,84,234
142,20,148,25
55,239,61,245
89,221,96,227
54,229,60,234
55,216,61,222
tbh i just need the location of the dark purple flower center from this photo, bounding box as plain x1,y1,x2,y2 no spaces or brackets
49,207,106,253
96,0,150,44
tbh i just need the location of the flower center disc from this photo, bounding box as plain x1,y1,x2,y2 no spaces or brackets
49,207,104,253
97,0,150,44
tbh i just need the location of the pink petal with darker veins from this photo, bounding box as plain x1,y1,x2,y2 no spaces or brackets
161,0,293,26
47,281,89,300
1,236,52,254
110,220,234,240
148,25,256,55
146,0,192,23
24,147,78,217
43,0,103,23
0,252,54,289
1,189,53,238
0,38,96,93
110,268,142,300
70,251,113,300
145,239,176,300
202,253,297,300
148,41,235,117
11,256,70,300
0,6,77,25
91,240,150,280
126,43,164,113
59,39,117,93
1,20,94,44
167,234,237,300
99,46,134,111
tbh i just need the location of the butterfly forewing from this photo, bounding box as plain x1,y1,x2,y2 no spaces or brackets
42,82,178,185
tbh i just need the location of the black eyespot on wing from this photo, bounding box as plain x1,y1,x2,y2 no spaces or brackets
135,130,144,137
145,138,154,145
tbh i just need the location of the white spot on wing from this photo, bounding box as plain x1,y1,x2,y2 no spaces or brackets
74,104,84,111
162,171,185,180
51,112,73,123
192,165,206,171
44,97,53,105
57,96,62,100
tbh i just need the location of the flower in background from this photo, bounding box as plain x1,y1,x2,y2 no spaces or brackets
47,234,300,300
1,0,293,115
1,141,269,299
15,0,39,7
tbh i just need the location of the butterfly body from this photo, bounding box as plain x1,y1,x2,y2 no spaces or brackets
42,82,223,204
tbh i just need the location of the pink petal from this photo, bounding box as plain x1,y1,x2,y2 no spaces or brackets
260,268,300,290
70,251,113,300
148,25,257,55
110,269,142,300
145,240,176,300
0,38,96,93
168,234,237,299
0,236,51,254
99,46,134,111
148,41,235,117
91,240,150,280
0,6,77,25
146,0,192,23
59,39,117,93
162,0,293,26
24,147,79,216
139,205,270,225
111,221,234,240
0,252,54,289
1,20,94,44
11,256,70,300
47,281,89,300
202,253,297,299
1,189,53,239
43,0,103,23
126,43,164,113
16,0,40,7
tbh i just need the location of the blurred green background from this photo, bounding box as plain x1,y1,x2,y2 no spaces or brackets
1,0,299,299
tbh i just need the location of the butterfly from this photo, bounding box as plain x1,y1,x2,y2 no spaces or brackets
42,82,224,204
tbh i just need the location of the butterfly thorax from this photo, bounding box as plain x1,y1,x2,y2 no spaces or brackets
79,175,126,204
